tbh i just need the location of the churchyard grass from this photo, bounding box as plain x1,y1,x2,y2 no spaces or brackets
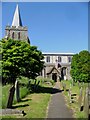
60,80,88,119
1,77,54,118
2,84,11,109
1,84,29,108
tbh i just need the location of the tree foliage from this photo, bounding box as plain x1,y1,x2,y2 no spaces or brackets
0,39,44,84
70,50,90,82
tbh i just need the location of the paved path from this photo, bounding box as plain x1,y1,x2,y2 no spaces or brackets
47,82,74,118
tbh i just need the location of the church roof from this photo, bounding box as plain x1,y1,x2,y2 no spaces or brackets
12,4,22,27
47,66,60,75
42,52,74,56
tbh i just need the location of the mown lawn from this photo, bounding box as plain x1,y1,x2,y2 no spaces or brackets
11,93,51,118
1,77,54,118
60,80,88,119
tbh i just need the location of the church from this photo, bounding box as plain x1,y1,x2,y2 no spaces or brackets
5,4,30,43
41,52,74,81
4,4,74,82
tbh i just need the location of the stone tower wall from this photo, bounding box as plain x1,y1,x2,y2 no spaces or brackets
5,26,28,42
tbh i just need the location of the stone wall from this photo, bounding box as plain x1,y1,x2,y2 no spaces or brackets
5,26,28,42
41,53,74,80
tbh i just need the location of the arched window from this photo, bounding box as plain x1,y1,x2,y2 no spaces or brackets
18,32,20,39
12,32,14,39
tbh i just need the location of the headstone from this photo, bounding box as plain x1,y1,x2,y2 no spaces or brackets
7,86,15,108
15,80,20,102
83,88,89,118
78,87,83,111
0,109,26,116
68,89,72,103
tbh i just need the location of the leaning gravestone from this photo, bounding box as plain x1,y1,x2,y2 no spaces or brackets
15,80,20,102
7,85,15,108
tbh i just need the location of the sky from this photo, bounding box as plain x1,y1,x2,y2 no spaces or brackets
2,2,88,54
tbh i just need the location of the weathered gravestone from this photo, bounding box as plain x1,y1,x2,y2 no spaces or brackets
0,109,26,116
7,86,15,108
68,89,72,103
15,80,20,102
83,88,89,118
78,87,83,111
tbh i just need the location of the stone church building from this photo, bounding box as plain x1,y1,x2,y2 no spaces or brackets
4,4,74,82
40,53,74,81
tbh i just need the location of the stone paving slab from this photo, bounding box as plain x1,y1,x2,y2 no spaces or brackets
47,82,74,118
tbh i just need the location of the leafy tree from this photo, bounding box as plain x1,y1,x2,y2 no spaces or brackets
70,50,90,82
70,54,80,82
0,39,44,84
78,50,90,82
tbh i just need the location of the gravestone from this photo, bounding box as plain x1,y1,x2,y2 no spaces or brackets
68,89,72,103
78,87,83,111
7,86,15,108
83,88,89,118
15,80,20,102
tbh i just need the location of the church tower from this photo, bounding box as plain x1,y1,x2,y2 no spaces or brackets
5,4,30,43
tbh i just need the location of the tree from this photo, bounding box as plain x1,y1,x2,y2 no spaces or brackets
0,39,44,84
70,54,80,82
78,50,90,82
70,50,90,82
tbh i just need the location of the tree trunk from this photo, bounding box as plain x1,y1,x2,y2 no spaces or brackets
7,85,15,108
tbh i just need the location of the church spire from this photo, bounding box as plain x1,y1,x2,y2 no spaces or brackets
12,4,22,27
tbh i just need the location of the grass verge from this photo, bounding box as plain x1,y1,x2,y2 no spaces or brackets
60,80,88,119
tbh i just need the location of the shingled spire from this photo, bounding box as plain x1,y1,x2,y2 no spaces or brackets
12,4,22,27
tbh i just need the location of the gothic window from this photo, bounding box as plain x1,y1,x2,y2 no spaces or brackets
58,56,61,62
18,32,20,39
46,56,50,63
12,32,14,39
68,56,72,63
